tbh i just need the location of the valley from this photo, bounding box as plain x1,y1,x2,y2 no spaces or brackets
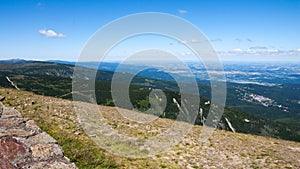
0,60,299,142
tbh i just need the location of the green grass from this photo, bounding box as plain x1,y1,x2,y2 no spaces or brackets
45,128,117,169
1,89,117,169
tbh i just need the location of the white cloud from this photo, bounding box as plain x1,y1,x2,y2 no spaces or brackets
181,51,193,56
180,40,189,44
178,9,187,14
219,47,300,57
246,49,257,54
233,48,242,52
267,49,279,53
191,39,199,43
39,29,66,38
179,39,201,44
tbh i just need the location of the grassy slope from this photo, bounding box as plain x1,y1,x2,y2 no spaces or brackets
1,61,299,143
1,87,300,169
1,71,299,142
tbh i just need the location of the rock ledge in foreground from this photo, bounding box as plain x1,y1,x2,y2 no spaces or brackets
0,96,77,169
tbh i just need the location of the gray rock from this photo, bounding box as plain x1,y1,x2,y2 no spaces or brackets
0,103,78,168
25,120,41,134
0,102,3,117
0,117,25,129
31,143,63,161
0,128,35,138
22,161,47,169
26,132,57,145
44,160,77,169
1,107,22,118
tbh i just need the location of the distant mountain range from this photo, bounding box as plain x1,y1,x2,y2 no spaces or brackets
0,59,30,64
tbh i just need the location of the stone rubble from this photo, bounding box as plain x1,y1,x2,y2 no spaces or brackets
0,96,77,169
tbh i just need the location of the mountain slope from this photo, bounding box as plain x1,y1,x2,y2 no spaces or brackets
0,88,299,168
0,61,299,142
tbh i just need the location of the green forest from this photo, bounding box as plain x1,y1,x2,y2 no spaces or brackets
0,61,299,141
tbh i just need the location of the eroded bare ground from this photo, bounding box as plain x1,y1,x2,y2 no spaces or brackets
0,87,299,169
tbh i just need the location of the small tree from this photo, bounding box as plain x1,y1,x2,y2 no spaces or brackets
139,99,150,111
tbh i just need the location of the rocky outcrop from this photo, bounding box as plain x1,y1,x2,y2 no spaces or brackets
0,97,77,169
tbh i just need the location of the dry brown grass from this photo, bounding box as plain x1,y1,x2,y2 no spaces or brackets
1,87,299,169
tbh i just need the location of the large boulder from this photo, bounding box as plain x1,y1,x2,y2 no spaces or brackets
0,98,77,168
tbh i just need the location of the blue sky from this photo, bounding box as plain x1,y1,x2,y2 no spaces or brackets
0,0,300,62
